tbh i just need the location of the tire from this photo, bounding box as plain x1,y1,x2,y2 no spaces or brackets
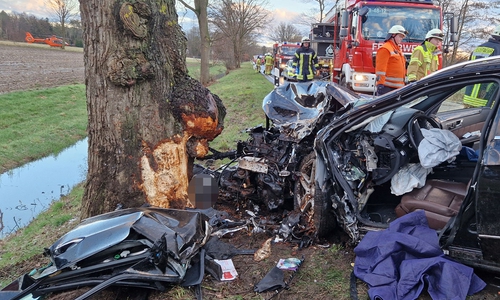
294,152,316,213
314,180,337,238
294,152,336,238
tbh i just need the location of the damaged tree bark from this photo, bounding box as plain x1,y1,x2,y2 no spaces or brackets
79,0,225,218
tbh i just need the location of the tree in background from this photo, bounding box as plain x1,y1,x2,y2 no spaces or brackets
209,0,269,69
268,22,302,42
186,26,202,58
0,12,53,41
0,11,83,46
177,0,211,86
302,0,334,23
66,19,83,47
46,0,79,49
433,0,500,66
0,10,15,40
295,0,337,26
79,0,225,218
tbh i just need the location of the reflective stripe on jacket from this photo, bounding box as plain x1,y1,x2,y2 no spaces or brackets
375,40,406,88
293,46,319,81
464,38,500,107
407,41,440,82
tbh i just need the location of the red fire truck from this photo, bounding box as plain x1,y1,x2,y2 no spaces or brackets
317,0,456,93
272,41,301,72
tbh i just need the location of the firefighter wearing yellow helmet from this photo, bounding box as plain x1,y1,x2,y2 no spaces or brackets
407,28,444,82
464,25,500,107
292,36,319,82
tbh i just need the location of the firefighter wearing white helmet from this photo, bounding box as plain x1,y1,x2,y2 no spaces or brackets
375,25,408,95
292,36,319,81
407,28,444,82
464,25,500,107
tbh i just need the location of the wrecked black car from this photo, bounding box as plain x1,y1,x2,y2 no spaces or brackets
313,56,500,273
204,56,500,274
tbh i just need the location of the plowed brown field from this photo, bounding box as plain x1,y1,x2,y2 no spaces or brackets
0,42,84,94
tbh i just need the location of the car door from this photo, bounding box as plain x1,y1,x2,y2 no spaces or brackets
475,99,500,264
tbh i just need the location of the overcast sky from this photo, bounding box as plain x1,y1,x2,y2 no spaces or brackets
0,0,316,43
0,0,314,24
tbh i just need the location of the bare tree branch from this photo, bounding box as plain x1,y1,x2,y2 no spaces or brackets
209,0,270,68
45,0,79,49
267,22,301,42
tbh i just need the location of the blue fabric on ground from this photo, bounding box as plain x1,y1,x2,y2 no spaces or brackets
354,210,486,300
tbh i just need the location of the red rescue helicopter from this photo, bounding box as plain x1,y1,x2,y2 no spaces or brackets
25,32,68,47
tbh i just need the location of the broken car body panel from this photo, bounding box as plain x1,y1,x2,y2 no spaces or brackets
1,207,210,300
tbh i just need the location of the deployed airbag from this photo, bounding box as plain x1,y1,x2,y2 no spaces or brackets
418,128,462,168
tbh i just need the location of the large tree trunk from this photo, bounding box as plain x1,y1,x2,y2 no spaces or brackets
79,0,225,219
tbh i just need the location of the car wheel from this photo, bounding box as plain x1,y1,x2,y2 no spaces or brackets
295,152,336,237
294,152,316,214
313,179,337,238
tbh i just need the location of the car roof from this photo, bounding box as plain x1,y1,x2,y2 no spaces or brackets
424,56,500,81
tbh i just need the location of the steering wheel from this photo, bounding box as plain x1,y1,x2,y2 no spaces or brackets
407,113,442,149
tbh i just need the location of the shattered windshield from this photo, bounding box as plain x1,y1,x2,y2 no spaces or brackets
361,5,441,42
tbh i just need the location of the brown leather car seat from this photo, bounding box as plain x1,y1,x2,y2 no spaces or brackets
395,179,468,230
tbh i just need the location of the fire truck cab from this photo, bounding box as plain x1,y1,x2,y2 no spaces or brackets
327,0,456,93
273,42,301,73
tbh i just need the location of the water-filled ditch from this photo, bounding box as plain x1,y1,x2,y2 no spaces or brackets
0,138,88,238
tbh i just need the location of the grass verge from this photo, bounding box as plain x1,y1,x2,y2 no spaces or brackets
0,85,87,173
207,62,273,151
186,58,228,82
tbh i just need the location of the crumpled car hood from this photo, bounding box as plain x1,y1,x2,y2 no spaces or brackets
262,81,359,142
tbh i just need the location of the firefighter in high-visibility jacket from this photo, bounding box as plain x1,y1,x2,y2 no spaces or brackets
375,25,408,96
464,25,500,107
256,56,262,73
264,53,274,75
407,29,444,82
293,37,319,82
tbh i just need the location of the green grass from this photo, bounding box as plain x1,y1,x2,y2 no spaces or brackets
0,85,87,173
208,62,273,151
186,58,227,82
